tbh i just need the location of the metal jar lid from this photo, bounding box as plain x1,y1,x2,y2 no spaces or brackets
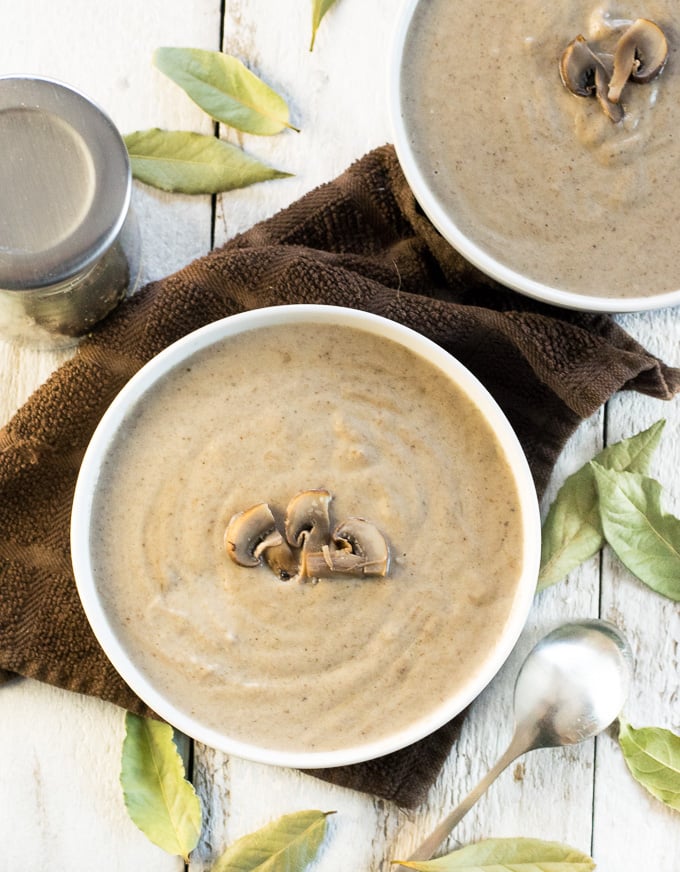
0,76,131,291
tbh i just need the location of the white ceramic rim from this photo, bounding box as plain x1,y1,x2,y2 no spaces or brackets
388,0,680,314
71,304,541,768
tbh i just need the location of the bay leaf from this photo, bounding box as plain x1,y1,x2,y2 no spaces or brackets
120,713,202,862
537,467,605,591
124,129,291,194
395,836,595,871
619,721,680,811
211,809,331,872
537,420,665,590
595,419,666,473
310,0,337,51
591,463,680,600
154,47,298,135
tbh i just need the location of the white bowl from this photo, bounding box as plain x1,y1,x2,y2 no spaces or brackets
71,305,540,768
390,0,680,313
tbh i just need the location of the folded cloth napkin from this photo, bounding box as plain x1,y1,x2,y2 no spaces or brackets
1,144,679,808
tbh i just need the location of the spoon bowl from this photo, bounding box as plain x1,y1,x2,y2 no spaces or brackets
394,619,632,867
513,620,632,750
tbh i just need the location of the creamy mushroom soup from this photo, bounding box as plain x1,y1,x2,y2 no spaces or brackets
401,1,680,299
90,321,525,753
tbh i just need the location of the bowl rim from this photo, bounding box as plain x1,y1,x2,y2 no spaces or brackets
388,0,680,314
71,304,541,768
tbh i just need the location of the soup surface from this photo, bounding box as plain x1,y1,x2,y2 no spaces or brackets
401,0,680,298
90,321,525,753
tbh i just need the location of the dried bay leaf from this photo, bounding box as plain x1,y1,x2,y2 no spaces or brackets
395,836,595,871
591,463,680,601
537,464,605,591
310,0,338,50
124,129,291,194
538,420,665,590
121,713,202,861
619,721,680,811
154,47,298,135
211,809,332,872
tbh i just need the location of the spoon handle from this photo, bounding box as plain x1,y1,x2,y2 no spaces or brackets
393,726,536,868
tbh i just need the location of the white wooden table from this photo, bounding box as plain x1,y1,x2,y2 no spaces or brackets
1,1,678,869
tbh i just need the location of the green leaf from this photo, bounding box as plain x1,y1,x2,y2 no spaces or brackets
591,463,680,601
537,420,665,590
394,836,595,871
537,466,605,591
595,419,666,473
310,0,338,51
124,129,291,194
121,713,202,862
619,721,680,811
154,47,298,135
211,809,331,872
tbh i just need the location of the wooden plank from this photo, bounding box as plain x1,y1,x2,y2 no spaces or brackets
0,682,183,872
595,311,680,868
214,0,399,247
0,0,219,868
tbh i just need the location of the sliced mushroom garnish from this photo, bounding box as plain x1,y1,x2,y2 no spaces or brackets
284,488,333,579
334,517,390,575
560,35,602,97
226,491,391,583
284,488,332,546
225,502,303,580
305,517,390,578
262,537,300,582
595,62,625,123
608,18,668,103
560,34,624,122
224,502,280,567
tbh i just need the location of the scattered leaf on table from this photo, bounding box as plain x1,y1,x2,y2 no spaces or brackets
538,420,665,590
211,809,332,872
310,0,337,51
599,419,666,472
591,463,680,601
121,713,202,862
394,836,595,871
124,129,291,194
154,47,298,135
619,721,680,811
537,463,606,591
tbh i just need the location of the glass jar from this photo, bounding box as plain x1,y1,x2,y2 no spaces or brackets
0,76,141,348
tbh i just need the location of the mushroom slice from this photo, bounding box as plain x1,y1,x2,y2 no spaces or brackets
560,35,602,97
284,488,332,548
608,19,668,102
262,538,300,582
595,62,624,123
333,517,390,576
560,35,623,122
284,488,333,580
305,517,390,578
224,502,279,567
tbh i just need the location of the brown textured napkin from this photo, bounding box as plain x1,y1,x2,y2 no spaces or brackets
1,144,679,808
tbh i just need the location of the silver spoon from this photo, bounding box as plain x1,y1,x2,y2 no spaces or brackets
394,619,632,868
